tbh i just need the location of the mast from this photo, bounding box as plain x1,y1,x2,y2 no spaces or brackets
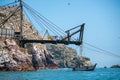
80,44,83,57
79,24,84,64
19,0,23,39
79,24,84,57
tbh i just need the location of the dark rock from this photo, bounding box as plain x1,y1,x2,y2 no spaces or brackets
104,66,107,68
111,64,120,68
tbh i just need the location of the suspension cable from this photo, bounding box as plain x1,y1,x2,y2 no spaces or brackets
23,9,42,35
23,3,58,35
23,5,58,35
84,42,120,58
23,1,66,35
22,1,66,36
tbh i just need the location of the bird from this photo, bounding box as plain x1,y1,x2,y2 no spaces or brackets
68,3,71,5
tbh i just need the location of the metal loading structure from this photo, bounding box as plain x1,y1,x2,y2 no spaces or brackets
19,23,84,47
0,0,84,48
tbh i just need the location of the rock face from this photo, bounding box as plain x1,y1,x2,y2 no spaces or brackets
46,44,77,68
46,44,93,68
111,64,120,68
0,6,58,71
0,38,34,71
0,38,58,71
26,43,57,69
0,6,92,71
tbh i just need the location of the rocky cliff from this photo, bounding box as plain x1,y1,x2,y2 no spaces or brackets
0,6,58,71
0,6,92,71
46,44,77,68
46,44,93,68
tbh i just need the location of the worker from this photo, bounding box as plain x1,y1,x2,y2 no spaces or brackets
47,35,52,40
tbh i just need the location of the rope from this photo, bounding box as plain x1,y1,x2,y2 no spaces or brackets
23,3,58,35
84,42,120,58
23,2,66,34
0,6,20,27
24,5,58,35
22,1,66,37
23,9,41,35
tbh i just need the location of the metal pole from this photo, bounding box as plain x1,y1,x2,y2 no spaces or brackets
80,44,83,56
19,0,23,39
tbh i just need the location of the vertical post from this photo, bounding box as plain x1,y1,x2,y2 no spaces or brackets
80,44,83,56
66,30,70,41
79,23,84,43
79,23,85,60
19,0,23,39
67,31,70,41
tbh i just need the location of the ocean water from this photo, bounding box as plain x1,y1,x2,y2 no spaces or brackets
0,68,120,80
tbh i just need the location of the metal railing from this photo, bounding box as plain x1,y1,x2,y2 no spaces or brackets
0,28,14,37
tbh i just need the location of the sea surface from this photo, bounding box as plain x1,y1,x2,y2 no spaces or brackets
0,68,120,80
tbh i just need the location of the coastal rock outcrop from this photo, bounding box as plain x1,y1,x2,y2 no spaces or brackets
46,44,92,68
0,38,58,71
111,64,120,68
0,6,92,71
0,38,34,71
46,44,77,68
0,6,57,71
27,43,57,69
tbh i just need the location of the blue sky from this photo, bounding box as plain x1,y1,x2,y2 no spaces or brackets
1,0,120,67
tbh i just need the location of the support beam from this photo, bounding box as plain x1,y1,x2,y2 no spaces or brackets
19,0,23,39
63,23,85,42
20,40,82,47
0,6,19,27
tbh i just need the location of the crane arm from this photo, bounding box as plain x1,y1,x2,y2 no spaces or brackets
62,23,85,43
0,6,19,27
